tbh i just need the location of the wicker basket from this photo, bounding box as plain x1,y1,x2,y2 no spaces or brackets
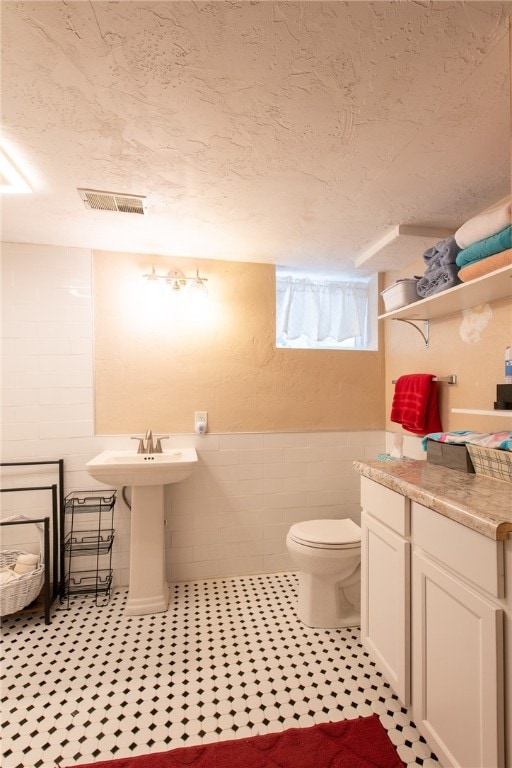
466,445,512,484
0,515,45,617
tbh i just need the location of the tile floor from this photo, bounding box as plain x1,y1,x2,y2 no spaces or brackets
1,572,438,768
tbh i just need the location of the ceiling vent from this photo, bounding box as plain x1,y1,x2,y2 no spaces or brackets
78,188,147,215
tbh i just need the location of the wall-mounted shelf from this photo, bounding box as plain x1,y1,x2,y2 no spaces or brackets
452,408,512,418
355,224,453,271
379,265,511,322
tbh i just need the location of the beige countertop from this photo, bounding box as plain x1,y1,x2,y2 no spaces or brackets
353,459,512,540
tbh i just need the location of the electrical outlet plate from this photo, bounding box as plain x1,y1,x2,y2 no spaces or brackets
195,411,207,427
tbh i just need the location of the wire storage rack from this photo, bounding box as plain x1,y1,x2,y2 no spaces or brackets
63,489,116,607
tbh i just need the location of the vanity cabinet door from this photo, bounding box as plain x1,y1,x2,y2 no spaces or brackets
412,549,504,768
361,509,411,705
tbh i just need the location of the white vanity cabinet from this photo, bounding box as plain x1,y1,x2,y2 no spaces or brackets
359,473,510,768
411,502,505,768
360,477,411,705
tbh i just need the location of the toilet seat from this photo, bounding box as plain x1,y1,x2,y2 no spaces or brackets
288,519,361,550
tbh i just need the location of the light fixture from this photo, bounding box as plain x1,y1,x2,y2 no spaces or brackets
143,267,208,295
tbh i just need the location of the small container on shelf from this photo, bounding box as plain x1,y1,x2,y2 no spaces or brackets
494,383,512,411
381,278,419,312
505,345,512,384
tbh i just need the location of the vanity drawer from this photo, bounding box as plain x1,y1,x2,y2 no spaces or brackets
361,477,410,536
411,502,504,599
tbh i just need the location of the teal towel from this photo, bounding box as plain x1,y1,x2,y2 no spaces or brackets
456,225,512,267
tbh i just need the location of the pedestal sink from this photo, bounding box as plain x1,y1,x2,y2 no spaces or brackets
86,449,198,616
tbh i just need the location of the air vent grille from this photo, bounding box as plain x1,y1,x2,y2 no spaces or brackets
78,188,147,215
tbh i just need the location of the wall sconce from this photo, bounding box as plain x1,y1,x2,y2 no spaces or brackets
143,266,208,295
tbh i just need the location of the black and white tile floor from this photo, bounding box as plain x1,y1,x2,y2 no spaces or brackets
1,572,438,768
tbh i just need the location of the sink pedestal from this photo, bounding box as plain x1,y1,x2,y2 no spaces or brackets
126,485,169,616
85,447,197,616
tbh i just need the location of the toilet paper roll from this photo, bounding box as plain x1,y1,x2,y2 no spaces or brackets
16,553,39,566
13,562,36,575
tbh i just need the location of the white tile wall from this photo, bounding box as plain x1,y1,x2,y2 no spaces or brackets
1,242,386,587
111,427,385,585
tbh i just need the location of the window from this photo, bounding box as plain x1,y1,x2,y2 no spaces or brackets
276,267,378,350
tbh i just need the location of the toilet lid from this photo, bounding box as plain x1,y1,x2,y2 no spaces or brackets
288,518,361,548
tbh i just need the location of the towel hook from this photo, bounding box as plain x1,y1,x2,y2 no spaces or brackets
392,318,429,347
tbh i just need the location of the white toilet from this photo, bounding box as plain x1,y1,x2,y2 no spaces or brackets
286,518,361,628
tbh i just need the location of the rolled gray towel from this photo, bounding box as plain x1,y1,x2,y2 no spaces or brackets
422,236,461,267
417,262,461,297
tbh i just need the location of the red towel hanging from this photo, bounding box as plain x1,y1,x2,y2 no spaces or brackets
390,374,443,435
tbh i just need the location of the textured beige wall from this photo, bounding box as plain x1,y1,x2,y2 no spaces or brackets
93,251,385,434
384,257,512,435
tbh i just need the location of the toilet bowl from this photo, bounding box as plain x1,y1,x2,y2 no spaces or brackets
286,518,361,628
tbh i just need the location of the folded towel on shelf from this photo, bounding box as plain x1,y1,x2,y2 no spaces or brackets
390,374,442,435
456,225,512,268
416,263,461,298
459,248,512,282
421,431,512,451
422,236,461,267
455,200,511,249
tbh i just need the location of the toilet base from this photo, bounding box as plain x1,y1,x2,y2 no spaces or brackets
296,568,361,629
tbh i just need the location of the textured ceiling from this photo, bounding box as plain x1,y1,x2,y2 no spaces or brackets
1,1,511,271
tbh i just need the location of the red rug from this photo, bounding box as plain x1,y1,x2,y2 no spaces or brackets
69,715,404,767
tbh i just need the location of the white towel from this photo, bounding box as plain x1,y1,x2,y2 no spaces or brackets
454,200,511,249
12,553,39,575
16,553,39,566
0,568,18,584
13,562,36,575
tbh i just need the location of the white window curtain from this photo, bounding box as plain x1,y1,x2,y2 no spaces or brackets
276,275,370,347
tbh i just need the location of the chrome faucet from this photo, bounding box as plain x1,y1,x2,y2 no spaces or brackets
155,435,169,453
131,436,145,453
131,430,169,454
145,429,154,454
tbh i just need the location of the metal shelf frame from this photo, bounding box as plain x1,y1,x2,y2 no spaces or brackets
0,459,64,624
63,490,116,607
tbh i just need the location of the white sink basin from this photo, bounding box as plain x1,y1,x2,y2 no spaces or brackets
86,448,198,487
